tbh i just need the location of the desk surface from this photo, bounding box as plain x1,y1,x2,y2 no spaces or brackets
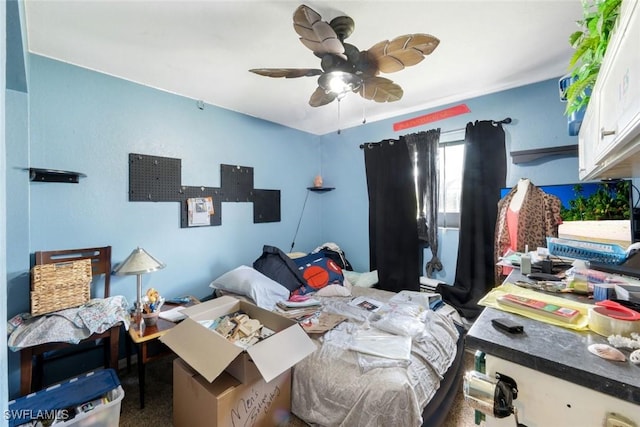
467,290,640,405
129,297,199,344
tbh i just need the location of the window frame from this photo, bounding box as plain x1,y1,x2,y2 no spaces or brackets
437,129,465,229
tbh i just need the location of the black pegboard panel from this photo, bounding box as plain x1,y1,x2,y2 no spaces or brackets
221,164,254,202
180,187,222,228
128,154,281,227
129,153,183,201
253,189,281,223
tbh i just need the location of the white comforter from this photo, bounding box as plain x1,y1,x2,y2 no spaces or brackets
291,287,459,427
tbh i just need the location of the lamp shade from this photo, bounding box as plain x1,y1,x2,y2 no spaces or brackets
114,247,165,276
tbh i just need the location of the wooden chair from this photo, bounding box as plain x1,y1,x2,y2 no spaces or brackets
20,246,121,395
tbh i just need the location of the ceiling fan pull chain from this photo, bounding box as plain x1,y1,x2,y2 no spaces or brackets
362,81,367,124
337,99,342,135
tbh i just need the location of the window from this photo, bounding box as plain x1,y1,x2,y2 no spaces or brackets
438,130,465,228
411,129,465,229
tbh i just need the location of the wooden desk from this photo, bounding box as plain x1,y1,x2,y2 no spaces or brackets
126,297,199,409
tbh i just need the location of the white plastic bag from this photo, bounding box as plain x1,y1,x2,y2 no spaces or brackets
349,329,412,360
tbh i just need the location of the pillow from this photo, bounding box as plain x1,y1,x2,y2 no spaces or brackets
209,265,290,310
292,253,344,295
343,270,379,288
253,245,307,292
315,284,352,297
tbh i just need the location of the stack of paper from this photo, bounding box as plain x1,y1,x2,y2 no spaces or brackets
158,306,187,322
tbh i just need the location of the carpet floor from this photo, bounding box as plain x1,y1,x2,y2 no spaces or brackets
118,350,480,427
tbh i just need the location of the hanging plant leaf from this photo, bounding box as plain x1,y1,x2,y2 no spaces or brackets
564,0,622,116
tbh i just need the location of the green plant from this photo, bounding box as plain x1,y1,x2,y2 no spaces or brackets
561,181,630,221
565,0,622,115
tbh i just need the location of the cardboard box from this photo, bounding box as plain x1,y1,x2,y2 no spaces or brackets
160,295,316,383
225,353,262,384
173,358,291,427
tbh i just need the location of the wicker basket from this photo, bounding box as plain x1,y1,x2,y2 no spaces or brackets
30,259,92,316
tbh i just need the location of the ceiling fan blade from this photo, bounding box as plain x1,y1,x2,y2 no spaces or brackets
365,34,440,74
309,87,338,107
249,68,323,78
359,76,403,103
293,5,347,60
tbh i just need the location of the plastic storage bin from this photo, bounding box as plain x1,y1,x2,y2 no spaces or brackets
547,237,628,265
7,369,124,427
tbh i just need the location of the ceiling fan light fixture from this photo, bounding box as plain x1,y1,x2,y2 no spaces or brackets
253,5,439,108
318,71,362,99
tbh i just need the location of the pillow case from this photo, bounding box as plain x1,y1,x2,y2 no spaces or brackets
343,270,379,288
292,253,344,295
209,265,290,310
253,245,307,292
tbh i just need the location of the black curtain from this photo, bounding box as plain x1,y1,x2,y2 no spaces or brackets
364,139,420,292
436,120,507,319
405,130,442,278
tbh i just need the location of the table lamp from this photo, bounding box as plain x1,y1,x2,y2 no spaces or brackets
114,247,165,314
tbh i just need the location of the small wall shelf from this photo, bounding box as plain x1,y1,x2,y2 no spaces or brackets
28,168,86,183
307,187,335,192
510,145,578,164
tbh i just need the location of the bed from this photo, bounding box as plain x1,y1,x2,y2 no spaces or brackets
290,286,464,427
210,262,465,427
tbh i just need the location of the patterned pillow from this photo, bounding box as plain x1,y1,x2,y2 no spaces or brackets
292,253,344,295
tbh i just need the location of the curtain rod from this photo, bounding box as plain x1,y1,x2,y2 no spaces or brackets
359,117,512,149
440,117,512,136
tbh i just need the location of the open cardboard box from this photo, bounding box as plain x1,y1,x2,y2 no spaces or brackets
173,358,292,427
160,295,317,383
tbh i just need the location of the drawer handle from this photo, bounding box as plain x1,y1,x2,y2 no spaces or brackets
600,128,616,138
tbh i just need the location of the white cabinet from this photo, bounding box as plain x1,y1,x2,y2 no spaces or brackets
483,355,640,427
578,90,600,176
579,0,640,180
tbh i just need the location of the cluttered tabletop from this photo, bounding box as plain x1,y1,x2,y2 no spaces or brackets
467,266,640,405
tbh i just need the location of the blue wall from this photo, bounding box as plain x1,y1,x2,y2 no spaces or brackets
5,0,28,408
6,51,585,398
2,0,9,415
25,54,324,307
5,88,29,399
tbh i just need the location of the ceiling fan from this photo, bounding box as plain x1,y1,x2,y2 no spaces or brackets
249,4,440,107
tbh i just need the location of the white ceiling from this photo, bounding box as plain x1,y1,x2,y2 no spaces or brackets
24,0,583,135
